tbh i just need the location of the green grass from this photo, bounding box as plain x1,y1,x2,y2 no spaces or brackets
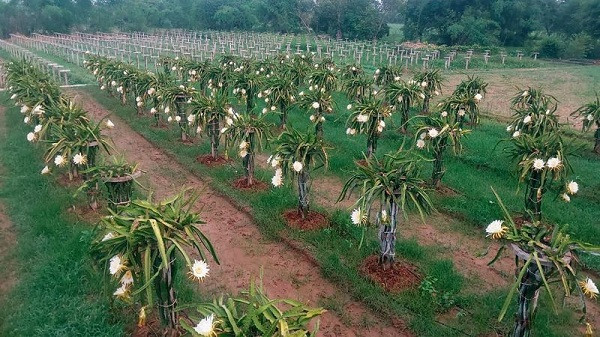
0,93,125,336
10,47,597,335
83,85,588,336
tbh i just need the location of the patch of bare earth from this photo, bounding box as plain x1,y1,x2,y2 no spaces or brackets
443,69,587,128
0,106,17,300
67,89,409,337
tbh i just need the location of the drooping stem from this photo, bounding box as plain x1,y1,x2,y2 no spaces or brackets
297,170,310,219
512,261,551,337
378,201,398,267
594,127,600,154
431,139,448,188
243,133,255,186
525,170,543,222
422,94,430,115
210,117,219,158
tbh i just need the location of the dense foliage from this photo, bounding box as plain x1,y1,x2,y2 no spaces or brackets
1,0,600,57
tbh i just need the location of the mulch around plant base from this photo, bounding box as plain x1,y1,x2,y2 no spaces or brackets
360,255,422,293
435,184,460,197
196,154,230,167
282,209,329,230
232,177,268,191
55,173,83,188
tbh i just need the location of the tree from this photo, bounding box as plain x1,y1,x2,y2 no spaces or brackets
269,128,329,219
339,151,434,266
346,95,392,158
572,94,600,154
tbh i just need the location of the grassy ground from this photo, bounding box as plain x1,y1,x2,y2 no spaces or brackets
0,93,125,336
83,85,587,337
6,46,599,336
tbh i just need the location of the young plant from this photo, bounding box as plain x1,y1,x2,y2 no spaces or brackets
413,116,469,188
269,128,329,219
90,189,219,331
189,91,231,159
297,86,334,140
181,276,325,336
571,94,600,154
414,69,443,114
385,80,424,133
346,96,392,158
504,133,575,221
485,189,599,337
262,73,297,128
338,151,434,266
222,113,273,186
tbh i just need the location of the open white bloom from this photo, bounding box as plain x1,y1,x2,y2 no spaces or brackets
120,270,134,286
419,132,427,140
562,193,571,202
567,181,579,195
292,161,303,172
320,116,325,122
312,102,320,109
101,85,106,90
309,115,316,122
506,125,513,132
220,127,228,134
357,114,368,123
116,86,123,93
523,115,532,124
102,232,115,241
419,93,426,99
377,125,384,133
10,94,17,100
105,119,115,128
41,166,50,175
428,128,439,138
421,81,427,88
262,108,268,114
137,102,143,107
375,69,381,75
194,314,215,336
73,153,87,166
347,104,353,110
270,156,280,168
113,284,128,297
546,157,561,170
187,115,195,123
346,128,356,135
239,149,248,158
175,116,181,122
147,88,156,95
196,126,202,133
239,141,248,150
512,131,521,138
379,120,385,128
434,90,440,96
167,116,173,123
587,114,594,121
20,105,30,114
458,109,466,117
580,278,599,299
33,105,44,115
27,132,36,142
34,124,42,133
271,170,283,187
54,155,66,167
226,117,234,126
522,91,529,97
441,111,448,117
190,259,210,280
165,106,171,114
351,208,364,225
271,106,276,111
416,139,426,149
136,96,142,102
532,159,545,171
150,107,157,114
474,93,483,101
24,116,30,124
299,91,304,96
109,255,125,276
485,220,507,239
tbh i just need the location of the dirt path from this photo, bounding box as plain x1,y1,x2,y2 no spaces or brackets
0,106,17,302
67,89,410,337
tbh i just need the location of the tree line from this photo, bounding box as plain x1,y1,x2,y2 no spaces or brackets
0,0,599,58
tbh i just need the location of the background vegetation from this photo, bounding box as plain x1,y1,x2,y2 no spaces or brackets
0,0,599,58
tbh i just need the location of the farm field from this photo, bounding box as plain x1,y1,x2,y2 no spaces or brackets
1,30,600,337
